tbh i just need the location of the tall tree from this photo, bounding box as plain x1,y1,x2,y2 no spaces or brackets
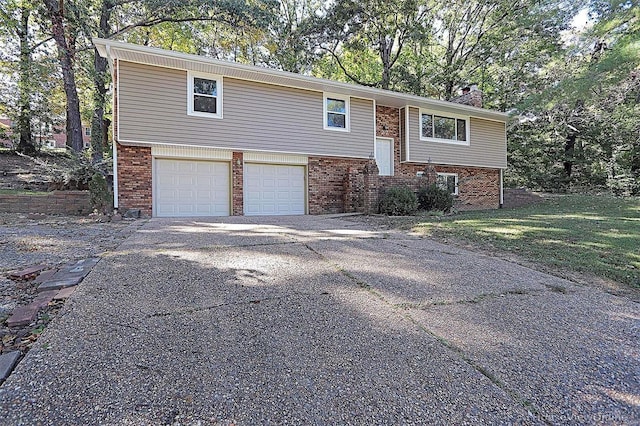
506,2,640,193
42,0,84,152
0,1,38,153
265,0,323,73
317,0,432,90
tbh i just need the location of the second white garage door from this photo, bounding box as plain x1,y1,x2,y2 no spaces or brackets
155,158,230,217
244,163,306,215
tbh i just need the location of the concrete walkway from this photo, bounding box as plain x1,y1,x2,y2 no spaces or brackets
1,216,638,424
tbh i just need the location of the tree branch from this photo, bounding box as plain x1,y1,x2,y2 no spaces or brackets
320,46,378,87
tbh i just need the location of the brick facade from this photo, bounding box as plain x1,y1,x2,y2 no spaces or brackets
113,105,500,216
395,162,500,210
375,105,401,174
374,104,500,211
232,152,243,215
116,144,152,216
307,156,369,214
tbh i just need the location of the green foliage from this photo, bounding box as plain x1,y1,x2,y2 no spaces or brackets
379,186,418,216
506,3,640,194
89,172,113,213
417,185,454,213
412,194,640,288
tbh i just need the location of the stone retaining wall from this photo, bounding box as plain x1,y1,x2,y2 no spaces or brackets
0,191,91,215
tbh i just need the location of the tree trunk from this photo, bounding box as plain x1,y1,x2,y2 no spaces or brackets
16,7,35,154
379,37,391,90
564,133,576,178
90,0,113,163
44,0,84,152
630,139,640,194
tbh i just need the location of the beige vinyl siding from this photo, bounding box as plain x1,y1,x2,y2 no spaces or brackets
118,61,374,158
407,107,506,168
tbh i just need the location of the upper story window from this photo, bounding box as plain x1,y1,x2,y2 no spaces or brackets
187,71,223,119
420,110,469,145
84,127,91,136
324,93,350,131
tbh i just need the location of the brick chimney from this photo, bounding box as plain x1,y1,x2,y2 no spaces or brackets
452,84,482,108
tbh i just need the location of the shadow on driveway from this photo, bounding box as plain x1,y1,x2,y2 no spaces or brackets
0,215,637,425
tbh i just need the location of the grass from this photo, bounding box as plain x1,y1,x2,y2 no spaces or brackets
410,194,640,288
0,189,49,195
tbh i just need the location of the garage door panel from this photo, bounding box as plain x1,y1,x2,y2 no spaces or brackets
155,158,230,217
244,164,305,216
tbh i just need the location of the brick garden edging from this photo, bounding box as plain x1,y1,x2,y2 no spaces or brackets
0,191,91,215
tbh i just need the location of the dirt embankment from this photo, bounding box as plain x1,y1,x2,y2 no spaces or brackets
0,151,80,192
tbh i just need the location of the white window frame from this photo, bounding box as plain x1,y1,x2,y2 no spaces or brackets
420,109,470,146
187,71,223,119
84,127,91,136
437,172,459,195
323,93,350,132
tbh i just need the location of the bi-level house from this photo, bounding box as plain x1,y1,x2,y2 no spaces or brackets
94,39,507,217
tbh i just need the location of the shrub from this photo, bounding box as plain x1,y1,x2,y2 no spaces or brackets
379,186,418,215
89,172,113,213
417,184,454,213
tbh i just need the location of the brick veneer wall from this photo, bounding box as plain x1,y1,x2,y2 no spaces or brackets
111,105,498,216
308,156,369,214
232,152,243,215
117,144,152,216
397,162,500,210
375,104,500,211
376,106,401,173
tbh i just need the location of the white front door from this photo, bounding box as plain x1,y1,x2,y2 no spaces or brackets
375,138,394,176
155,158,230,217
244,163,306,215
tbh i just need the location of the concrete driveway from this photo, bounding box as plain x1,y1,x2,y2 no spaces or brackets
1,215,638,425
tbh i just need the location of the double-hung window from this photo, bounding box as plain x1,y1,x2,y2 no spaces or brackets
324,93,350,131
188,71,223,118
420,110,469,145
437,172,459,195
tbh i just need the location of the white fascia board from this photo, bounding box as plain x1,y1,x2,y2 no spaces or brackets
92,38,508,123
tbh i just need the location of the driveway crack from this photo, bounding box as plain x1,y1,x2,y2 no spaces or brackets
146,291,330,318
298,239,552,425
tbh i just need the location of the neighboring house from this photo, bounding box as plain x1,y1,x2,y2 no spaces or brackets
0,118,91,149
94,38,508,218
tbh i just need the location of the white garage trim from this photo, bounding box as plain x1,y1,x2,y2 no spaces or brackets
243,152,308,165
153,158,231,217
243,163,307,216
151,145,232,160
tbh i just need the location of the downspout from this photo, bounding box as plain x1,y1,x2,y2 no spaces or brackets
111,47,118,210
112,133,118,210
499,168,504,208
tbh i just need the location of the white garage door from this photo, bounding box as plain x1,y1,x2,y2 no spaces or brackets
244,164,306,215
155,158,230,217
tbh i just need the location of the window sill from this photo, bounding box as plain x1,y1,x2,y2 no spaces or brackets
323,125,350,133
420,136,469,146
188,111,223,119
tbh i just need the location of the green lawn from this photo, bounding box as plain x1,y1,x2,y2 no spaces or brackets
0,189,49,195
410,194,640,288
